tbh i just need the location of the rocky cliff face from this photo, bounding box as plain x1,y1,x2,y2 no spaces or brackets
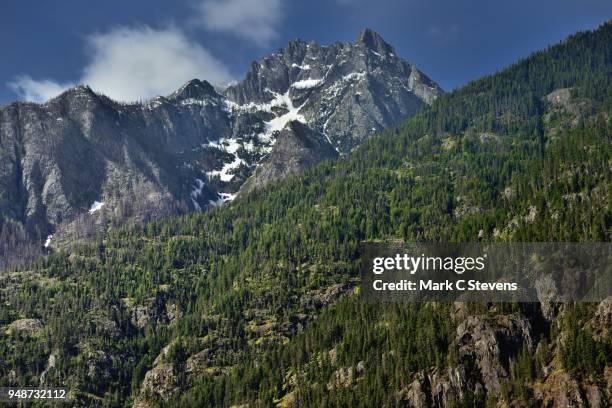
397,301,612,408
225,28,441,153
0,28,441,267
0,84,230,267
239,120,339,194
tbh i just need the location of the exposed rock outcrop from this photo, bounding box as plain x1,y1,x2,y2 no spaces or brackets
0,29,442,270
240,121,338,193
6,318,43,336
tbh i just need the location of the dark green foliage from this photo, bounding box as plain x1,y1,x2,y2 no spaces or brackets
0,21,610,407
171,300,455,407
561,305,612,379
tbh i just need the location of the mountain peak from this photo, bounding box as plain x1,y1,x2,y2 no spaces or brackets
60,84,96,99
44,84,100,105
356,28,394,54
170,79,217,101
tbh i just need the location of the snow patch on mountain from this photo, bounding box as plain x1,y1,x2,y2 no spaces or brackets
261,90,306,139
205,137,241,155
342,71,367,81
292,78,323,89
190,179,206,210
208,192,237,207
219,192,236,202
291,63,311,70
180,98,218,107
206,157,243,182
88,201,104,214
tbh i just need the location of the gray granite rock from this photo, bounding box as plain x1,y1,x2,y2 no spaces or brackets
0,29,442,268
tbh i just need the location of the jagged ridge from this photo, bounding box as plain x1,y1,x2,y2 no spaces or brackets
0,29,441,267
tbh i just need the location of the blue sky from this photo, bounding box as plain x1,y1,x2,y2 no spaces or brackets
1,0,611,104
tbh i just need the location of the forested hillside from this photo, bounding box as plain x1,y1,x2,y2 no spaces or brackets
0,21,610,407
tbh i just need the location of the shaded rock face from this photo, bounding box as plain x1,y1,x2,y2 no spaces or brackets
534,371,586,407
400,312,537,407
327,360,366,390
400,374,430,408
594,297,612,329
136,363,179,402
591,296,612,341
240,120,338,194
0,84,229,267
402,304,612,407
0,29,441,268
399,366,483,407
455,314,534,394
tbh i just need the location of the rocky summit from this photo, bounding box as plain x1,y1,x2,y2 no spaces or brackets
0,28,441,267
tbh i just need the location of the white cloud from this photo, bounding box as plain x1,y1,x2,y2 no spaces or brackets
82,26,233,102
8,76,73,103
196,0,282,46
9,25,233,103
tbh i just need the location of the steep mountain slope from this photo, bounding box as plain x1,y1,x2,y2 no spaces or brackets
224,28,441,153
240,120,339,194
0,82,230,268
0,22,610,407
0,29,441,269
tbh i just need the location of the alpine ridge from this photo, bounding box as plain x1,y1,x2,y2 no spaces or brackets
0,29,441,268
